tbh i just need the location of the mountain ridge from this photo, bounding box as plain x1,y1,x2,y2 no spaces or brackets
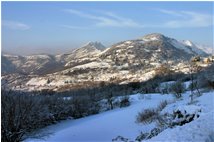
2,33,210,76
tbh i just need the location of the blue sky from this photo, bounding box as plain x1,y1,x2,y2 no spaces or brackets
2,1,213,55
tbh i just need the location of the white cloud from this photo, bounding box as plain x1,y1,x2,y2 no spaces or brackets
157,9,184,17
63,9,212,29
2,20,30,30
63,9,143,28
61,25,91,30
158,9,212,28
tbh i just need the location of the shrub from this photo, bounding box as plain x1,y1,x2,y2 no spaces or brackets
119,96,130,108
136,108,158,124
169,81,185,98
157,100,168,112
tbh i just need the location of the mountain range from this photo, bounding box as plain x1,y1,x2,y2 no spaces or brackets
2,33,212,91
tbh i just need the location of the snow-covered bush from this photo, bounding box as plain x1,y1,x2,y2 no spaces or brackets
119,95,130,108
135,131,149,141
135,127,164,141
136,102,202,141
112,136,130,142
169,81,185,98
169,105,201,126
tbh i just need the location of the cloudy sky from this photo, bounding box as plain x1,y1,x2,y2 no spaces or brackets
2,1,213,55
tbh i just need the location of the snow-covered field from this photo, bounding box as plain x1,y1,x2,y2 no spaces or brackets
27,91,214,142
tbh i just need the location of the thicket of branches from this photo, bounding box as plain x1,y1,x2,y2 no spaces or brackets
1,83,132,142
1,90,103,142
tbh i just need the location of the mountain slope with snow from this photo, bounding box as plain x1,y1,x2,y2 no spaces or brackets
1,54,64,75
2,42,106,75
64,41,106,67
2,33,210,91
194,43,213,54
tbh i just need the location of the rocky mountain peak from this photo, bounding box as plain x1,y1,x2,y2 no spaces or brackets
83,41,106,51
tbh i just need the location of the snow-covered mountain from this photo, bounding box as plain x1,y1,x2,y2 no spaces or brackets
2,42,106,75
142,33,208,56
67,41,106,59
1,54,64,75
101,33,208,67
193,43,213,54
2,34,211,91
180,40,209,56
63,41,106,67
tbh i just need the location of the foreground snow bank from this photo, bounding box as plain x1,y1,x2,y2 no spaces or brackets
147,111,214,142
146,91,214,142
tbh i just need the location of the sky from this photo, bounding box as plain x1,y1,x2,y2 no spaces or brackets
2,1,214,55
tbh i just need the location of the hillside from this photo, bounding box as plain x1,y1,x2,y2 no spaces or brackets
2,33,211,91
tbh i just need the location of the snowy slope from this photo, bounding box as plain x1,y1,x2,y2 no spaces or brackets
27,91,214,142
147,91,214,142
194,43,213,54
180,40,208,56
26,94,174,142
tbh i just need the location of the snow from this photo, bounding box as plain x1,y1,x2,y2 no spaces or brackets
25,55,51,60
127,46,134,49
116,44,125,47
182,40,193,47
147,91,214,142
125,41,132,44
179,40,206,55
147,111,214,142
170,39,192,54
26,78,48,86
142,37,159,42
194,43,213,54
26,93,174,142
26,90,214,142
138,70,156,82
73,61,110,69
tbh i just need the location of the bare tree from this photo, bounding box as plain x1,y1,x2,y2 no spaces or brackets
107,92,114,110
189,62,201,103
